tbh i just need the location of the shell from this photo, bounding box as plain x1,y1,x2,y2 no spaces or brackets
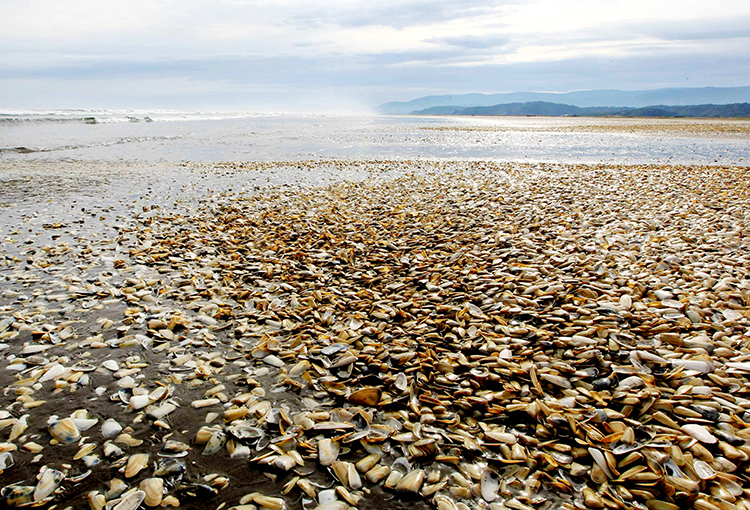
49,418,80,443
125,453,150,478
112,490,146,510
682,425,718,444
101,418,123,438
318,439,340,466
34,467,65,501
140,478,164,507
480,469,499,502
395,469,425,493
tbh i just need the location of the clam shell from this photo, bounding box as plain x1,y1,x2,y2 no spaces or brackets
102,418,123,438
112,490,146,510
202,430,227,455
480,469,499,502
682,424,717,444
34,467,64,501
318,439,340,466
140,478,164,507
347,387,381,406
125,453,150,478
49,418,80,443
395,469,425,493
693,460,716,480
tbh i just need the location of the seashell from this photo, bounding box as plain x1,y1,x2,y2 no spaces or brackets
355,453,380,473
49,418,80,443
314,502,348,510
250,494,285,510
102,418,123,438
115,433,143,447
480,469,499,501
88,491,106,510
106,478,129,500
140,478,164,507
274,454,296,471
103,441,125,459
34,467,64,501
155,458,186,477
192,398,220,409
318,439,340,466
588,447,613,479
203,430,227,455
366,464,390,483
129,395,151,410
9,414,29,441
263,354,285,367
1,486,36,507
395,469,424,493
72,417,98,432
125,453,150,478
39,363,65,383
102,359,119,371
161,440,190,457
347,387,381,406
681,424,717,444
112,490,146,510
147,403,176,420
74,443,97,460
0,451,14,471
670,359,713,373
693,460,716,480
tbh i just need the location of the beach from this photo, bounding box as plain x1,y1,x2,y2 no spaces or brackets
1,117,750,510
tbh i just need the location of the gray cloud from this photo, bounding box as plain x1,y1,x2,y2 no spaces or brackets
425,34,511,49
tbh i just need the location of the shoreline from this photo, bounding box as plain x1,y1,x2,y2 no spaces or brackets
0,160,749,510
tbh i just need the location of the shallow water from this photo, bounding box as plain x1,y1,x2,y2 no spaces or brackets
0,113,748,165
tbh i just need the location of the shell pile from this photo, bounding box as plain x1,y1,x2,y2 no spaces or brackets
0,160,749,510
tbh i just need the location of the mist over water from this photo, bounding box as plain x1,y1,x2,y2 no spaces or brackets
0,111,748,165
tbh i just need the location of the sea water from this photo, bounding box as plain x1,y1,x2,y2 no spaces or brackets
1,111,749,165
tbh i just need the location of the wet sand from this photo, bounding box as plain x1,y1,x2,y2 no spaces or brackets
0,159,749,510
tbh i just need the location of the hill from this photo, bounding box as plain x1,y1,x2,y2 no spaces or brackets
377,86,750,115
411,101,750,118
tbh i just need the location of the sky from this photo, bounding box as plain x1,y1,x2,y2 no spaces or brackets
1,0,749,112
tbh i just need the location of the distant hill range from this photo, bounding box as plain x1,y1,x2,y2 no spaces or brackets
411,101,750,118
377,86,750,115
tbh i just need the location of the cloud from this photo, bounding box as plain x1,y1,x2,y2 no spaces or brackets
1,0,750,109
426,35,511,50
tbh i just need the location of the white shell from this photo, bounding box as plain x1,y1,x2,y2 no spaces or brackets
112,490,146,510
39,364,65,383
693,460,716,480
318,439,340,466
681,424,717,444
129,395,151,410
34,467,65,501
480,469,499,501
102,419,123,438
102,360,119,371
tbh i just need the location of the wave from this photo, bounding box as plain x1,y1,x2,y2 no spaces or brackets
0,135,184,155
0,110,328,126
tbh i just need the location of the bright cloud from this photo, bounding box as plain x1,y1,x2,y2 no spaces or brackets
1,0,749,109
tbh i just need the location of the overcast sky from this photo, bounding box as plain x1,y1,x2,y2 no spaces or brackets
2,0,749,112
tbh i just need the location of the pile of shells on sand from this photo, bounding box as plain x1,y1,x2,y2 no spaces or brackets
0,160,749,510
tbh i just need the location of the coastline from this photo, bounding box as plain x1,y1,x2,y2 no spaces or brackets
0,159,749,510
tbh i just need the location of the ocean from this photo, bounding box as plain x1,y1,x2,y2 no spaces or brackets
1,110,749,164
